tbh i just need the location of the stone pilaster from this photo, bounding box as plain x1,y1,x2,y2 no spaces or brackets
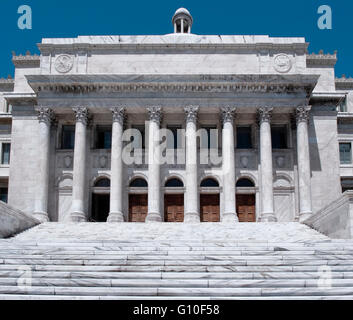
296,106,313,222
145,106,163,222
184,106,200,222
107,107,125,222
68,107,89,222
220,106,239,223
33,107,55,222
258,107,277,222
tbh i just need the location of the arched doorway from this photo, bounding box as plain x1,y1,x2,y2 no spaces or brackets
200,177,220,222
129,177,148,222
236,178,256,222
164,178,184,222
91,177,110,222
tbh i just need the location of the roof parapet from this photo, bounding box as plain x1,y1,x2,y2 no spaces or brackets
306,50,337,67
335,75,353,90
12,50,40,67
0,75,14,91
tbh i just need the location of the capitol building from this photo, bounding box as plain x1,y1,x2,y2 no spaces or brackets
0,8,352,227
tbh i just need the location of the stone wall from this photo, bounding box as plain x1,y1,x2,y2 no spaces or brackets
304,190,353,239
0,201,39,238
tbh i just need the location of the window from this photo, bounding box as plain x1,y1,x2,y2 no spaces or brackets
131,125,145,149
167,125,182,149
165,178,184,187
61,125,75,149
338,98,347,112
94,178,110,187
236,178,255,187
0,124,11,134
200,126,217,149
237,126,252,149
271,126,288,149
341,178,353,193
130,178,148,187
0,188,8,203
340,143,352,164
95,126,112,149
1,143,10,165
200,178,219,187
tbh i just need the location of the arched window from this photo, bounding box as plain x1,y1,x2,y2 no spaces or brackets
94,178,110,187
130,178,148,187
236,178,255,187
200,178,219,187
165,178,184,187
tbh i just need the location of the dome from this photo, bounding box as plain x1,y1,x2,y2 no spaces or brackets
174,8,191,16
172,8,193,34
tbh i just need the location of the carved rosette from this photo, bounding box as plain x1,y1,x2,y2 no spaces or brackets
296,106,311,125
36,107,55,125
184,106,199,124
147,106,162,125
257,107,273,124
73,107,89,126
111,107,125,125
220,106,236,125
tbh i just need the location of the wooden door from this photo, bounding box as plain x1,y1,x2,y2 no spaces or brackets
164,194,184,222
236,194,256,222
129,194,148,222
200,194,220,222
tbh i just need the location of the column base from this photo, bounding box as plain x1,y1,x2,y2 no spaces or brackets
145,212,162,223
259,212,277,222
107,211,125,222
221,212,239,223
184,212,200,223
33,211,49,223
299,211,313,223
67,211,87,222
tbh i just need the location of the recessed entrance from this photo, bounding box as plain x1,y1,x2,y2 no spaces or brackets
164,194,184,222
236,194,256,222
200,194,220,222
91,193,110,222
129,194,148,222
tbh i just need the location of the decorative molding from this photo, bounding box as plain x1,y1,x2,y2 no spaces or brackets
12,51,40,67
220,106,236,124
73,107,89,125
184,105,199,123
147,106,162,124
296,106,311,124
36,107,55,125
335,76,353,90
306,51,337,67
111,107,125,125
257,107,273,124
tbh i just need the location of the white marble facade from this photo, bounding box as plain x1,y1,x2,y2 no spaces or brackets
1,8,352,224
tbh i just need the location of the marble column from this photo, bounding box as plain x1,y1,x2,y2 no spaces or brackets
258,107,277,222
296,106,313,222
184,106,200,222
221,106,239,222
145,107,163,222
33,107,54,222
69,107,89,222
107,107,125,222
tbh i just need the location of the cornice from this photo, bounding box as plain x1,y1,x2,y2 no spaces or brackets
306,51,337,67
12,51,40,67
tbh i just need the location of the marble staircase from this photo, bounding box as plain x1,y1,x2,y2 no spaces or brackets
0,222,353,299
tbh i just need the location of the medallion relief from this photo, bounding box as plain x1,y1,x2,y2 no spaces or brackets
54,54,74,73
273,53,292,73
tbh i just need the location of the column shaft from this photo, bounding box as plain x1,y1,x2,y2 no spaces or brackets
184,106,200,222
221,107,238,222
296,106,313,222
69,107,88,222
108,107,125,222
258,107,277,222
146,107,162,222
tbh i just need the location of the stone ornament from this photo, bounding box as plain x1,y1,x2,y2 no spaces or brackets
36,107,55,125
147,106,162,125
99,156,107,168
296,106,311,124
73,107,89,126
111,107,125,125
240,156,249,168
274,53,292,73
258,107,273,124
220,106,236,124
276,156,285,168
54,54,74,73
184,106,199,123
63,155,72,168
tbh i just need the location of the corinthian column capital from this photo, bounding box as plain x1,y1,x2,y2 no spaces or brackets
36,107,55,125
296,106,311,125
184,105,199,124
73,107,89,126
111,107,125,125
220,106,236,124
258,107,273,124
147,106,162,125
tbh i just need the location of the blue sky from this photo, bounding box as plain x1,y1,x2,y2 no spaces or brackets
0,0,351,78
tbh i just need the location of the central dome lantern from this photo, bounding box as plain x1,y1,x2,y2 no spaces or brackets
172,8,193,34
